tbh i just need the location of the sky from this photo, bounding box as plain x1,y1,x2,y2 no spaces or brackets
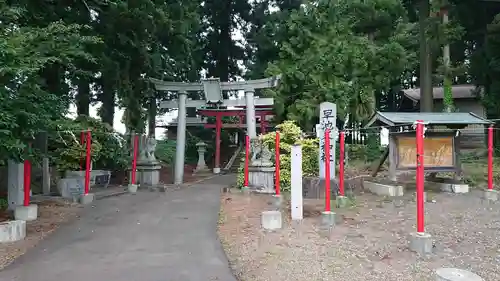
67,103,177,138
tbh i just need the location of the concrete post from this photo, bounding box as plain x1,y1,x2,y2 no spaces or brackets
42,157,51,195
7,160,24,211
290,145,303,220
245,89,257,139
174,91,187,185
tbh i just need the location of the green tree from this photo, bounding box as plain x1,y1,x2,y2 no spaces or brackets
265,0,415,129
0,1,99,161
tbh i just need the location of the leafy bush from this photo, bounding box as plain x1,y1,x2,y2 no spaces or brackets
155,139,176,164
46,116,129,174
237,121,319,191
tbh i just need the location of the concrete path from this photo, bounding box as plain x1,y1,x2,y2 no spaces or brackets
0,175,237,281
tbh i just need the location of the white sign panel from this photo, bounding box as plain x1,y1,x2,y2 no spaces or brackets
318,102,337,179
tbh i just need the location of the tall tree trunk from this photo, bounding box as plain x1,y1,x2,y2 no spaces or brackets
148,95,157,138
76,77,90,116
99,73,115,126
419,0,433,112
41,64,69,107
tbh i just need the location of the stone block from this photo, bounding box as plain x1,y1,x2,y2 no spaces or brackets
0,220,26,243
336,196,348,208
364,181,404,197
321,211,336,229
57,177,85,199
127,184,138,194
435,268,483,281
79,193,95,205
439,183,469,194
261,210,282,230
14,204,38,221
482,189,498,202
408,232,432,255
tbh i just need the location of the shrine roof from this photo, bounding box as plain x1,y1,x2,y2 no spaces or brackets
364,111,492,128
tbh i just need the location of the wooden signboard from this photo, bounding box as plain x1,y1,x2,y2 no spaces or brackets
395,135,455,170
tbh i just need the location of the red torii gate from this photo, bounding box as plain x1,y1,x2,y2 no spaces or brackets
198,106,274,172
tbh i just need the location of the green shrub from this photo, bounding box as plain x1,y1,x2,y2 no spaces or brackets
155,140,176,164
237,120,319,191
46,116,129,173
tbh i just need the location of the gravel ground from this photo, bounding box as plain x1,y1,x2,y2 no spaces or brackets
218,189,500,281
0,199,79,269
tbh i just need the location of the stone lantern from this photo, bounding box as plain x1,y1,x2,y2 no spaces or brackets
194,141,210,174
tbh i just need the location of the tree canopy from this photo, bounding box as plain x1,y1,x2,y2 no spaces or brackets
3,0,500,162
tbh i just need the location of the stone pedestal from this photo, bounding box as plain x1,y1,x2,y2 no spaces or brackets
435,268,483,281
336,196,348,208
248,166,275,193
364,180,404,197
127,184,138,194
14,204,38,221
79,193,95,205
408,232,432,255
321,211,336,229
194,141,211,175
137,162,161,187
261,211,282,230
482,189,498,202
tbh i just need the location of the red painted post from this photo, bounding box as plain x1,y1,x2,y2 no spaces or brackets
23,144,31,207
415,120,425,233
488,125,494,190
244,135,250,188
84,130,92,195
131,134,139,185
325,129,331,212
339,131,345,196
215,115,222,172
275,131,280,195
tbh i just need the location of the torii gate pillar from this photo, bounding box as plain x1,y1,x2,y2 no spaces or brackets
245,89,257,139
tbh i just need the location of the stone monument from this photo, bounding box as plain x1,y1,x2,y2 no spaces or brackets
318,102,337,179
248,138,275,193
193,141,211,175
136,136,161,188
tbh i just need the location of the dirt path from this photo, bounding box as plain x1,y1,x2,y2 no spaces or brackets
218,190,500,281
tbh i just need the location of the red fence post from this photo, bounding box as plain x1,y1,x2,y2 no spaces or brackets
488,125,494,190
275,131,280,196
23,144,32,207
324,129,331,212
84,130,92,195
131,134,139,185
244,135,250,188
339,131,345,197
416,120,425,233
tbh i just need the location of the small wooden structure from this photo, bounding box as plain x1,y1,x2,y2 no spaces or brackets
365,111,492,181
399,85,486,149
